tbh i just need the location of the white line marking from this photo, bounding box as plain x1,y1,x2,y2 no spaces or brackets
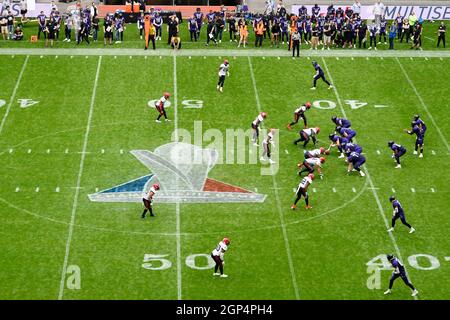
352,187,356,193
322,57,418,300
95,187,99,192
332,187,337,193
396,57,450,153
425,57,429,61
285,149,289,154
129,55,132,59
65,148,69,154
35,187,40,192
430,188,435,193
46,149,50,154
56,187,60,192
248,56,300,300
336,57,339,60
0,56,28,136
173,54,182,301
9,148,13,153
312,188,317,193
15,187,20,192
374,105,388,108
59,56,102,300
431,150,436,155
410,57,413,60
120,149,124,154
391,188,396,193
27,149,31,154
411,188,416,193
55,55,58,59
376,150,381,155
144,56,147,59
444,257,450,262
101,149,105,154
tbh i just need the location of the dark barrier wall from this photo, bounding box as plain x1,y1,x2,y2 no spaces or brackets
103,1,241,5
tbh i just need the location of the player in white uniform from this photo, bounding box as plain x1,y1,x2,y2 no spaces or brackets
141,183,160,218
216,59,229,92
260,128,276,164
298,156,326,178
211,238,230,278
251,111,267,146
155,92,170,123
287,102,312,130
304,147,330,159
291,173,314,210
294,127,320,147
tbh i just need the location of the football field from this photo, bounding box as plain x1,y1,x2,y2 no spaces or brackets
0,51,449,300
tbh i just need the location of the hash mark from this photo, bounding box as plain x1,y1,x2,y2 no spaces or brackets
391,188,396,193
40,55,43,58
254,188,258,192
27,149,31,154
9,148,13,153
410,57,413,60
312,188,317,193
277,57,280,60
351,57,354,60
425,57,429,61
114,56,117,59
15,187,20,192
262,57,266,60
70,56,73,59
336,57,339,60
285,149,289,154
129,56,132,59
95,187,99,192
188,56,191,59
411,188,416,193
55,56,58,59
120,149,124,154
46,149,50,154
431,150,436,155
444,257,450,261
101,149,105,154
352,187,356,193
56,187,60,192
85,56,88,59
35,187,40,192
144,56,147,59
376,150,381,155
65,148,69,154
431,188,435,193
332,187,336,193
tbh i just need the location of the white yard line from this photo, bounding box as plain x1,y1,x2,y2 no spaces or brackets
248,56,300,300
58,56,102,300
396,57,450,153
173,54,182,301
1,48,450,58
0,55,29,136
322,57,418,300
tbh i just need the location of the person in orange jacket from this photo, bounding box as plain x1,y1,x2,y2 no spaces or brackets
144,14,156,50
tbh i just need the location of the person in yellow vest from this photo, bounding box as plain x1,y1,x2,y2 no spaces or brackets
144,14,156,50
255,20,265,47
237,18,248,48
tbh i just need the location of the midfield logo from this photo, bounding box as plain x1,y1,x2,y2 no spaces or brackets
88,142,266,203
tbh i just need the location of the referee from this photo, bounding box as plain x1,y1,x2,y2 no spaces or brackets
291,29,300,57
437,21,446,48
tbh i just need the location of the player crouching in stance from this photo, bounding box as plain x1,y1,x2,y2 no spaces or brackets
404,122,425,158
155,92,171,123
384,254,419,296
211,238,230,278
251,112,267,146
260,129,276,164
217,59,229,93
304,147,329,159
329,134,349,159
141,183,160,219
388,141,406,169
387,196,415,233
287,102,311,130
291,173,314,210
298,157,326,179
294,127,320,148
347,152,366,176
331,115,351,129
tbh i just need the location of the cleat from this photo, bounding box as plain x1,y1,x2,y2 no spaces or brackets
155,120,161,123
220,274,228,278
216,85,220,90
419,153,423,158
269,159,276,164
260,156,266,161
375,47,378,51
141,215,146,219
395,164,401,169
219,87,223,92
328,85,333,89
305,205,312,210
213,272,220,276
290,204,297,210
338,154,345,159
287,124,292,130
310,87,316,90
253,142,259,147
359,171,366,177
387,227,394,232
412,289,419,296
413,150,418,155
409,227,415,234
384,289,392,295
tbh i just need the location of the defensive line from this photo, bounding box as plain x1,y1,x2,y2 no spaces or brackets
248,56,300,300
321,57,418,300
1,48,450,58
58,56,102,300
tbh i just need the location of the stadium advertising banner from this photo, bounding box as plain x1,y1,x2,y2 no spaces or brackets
1,2,52,18
291,5,450,20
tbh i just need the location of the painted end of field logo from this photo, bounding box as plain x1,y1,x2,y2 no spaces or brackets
88,142,266,203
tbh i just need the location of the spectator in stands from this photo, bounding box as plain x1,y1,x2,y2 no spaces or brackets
237,18,248,48
19,0,27,23
388,21,397,49
12,26,23,40
352,1,361,18
437,21,446,48
373,1,385,27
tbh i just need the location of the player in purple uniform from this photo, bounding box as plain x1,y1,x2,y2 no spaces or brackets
311,4,320,20
411,114,427,136
347,151,365,176
336,126,356,142
379,18,387,44
53,11,61,40
114,12,124,43
405,124,425,158
280,16,289,44
331,116,351,128
303,16,312,44
344,142,362,156
37,11,46,39
153,12,162,41
311,61,332,90
388,141,406,168
384,254,418,296
188,15,198,41
329,134,349,158
387,196,415,233
194,8,203,38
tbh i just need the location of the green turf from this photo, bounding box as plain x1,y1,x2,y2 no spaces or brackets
1,19,449,51
0,53,449,300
